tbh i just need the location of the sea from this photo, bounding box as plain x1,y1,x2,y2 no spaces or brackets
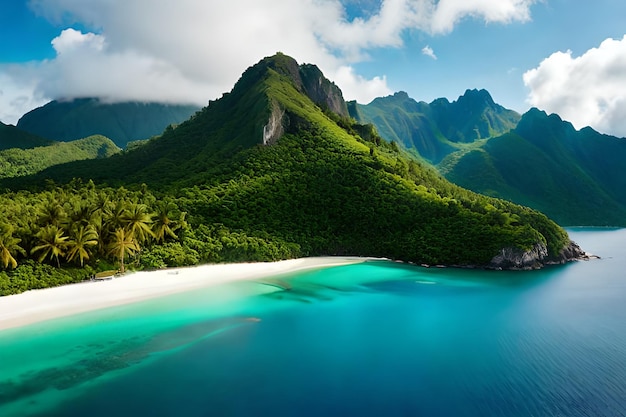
1,228,625,417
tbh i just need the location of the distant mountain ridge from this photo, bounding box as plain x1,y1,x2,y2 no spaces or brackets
441,108,626,225
0,121,51,150
355,90,626,226
350,89,520,164
17,98,201,148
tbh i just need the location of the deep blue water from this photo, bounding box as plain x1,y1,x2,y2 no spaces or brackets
1,228,625,416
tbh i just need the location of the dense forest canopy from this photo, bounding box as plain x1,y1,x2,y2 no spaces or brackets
0,135,119,180
0,54,577,295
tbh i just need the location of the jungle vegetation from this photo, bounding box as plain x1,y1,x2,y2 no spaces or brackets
0,54,572,295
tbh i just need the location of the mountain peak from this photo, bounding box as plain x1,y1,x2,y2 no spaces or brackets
457,88,496,108
235,53,349,118
516,107,577,139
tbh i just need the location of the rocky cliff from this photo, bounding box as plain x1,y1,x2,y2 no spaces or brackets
489,240,588,270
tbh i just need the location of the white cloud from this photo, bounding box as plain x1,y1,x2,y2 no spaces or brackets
0,0,540,123
422,45,437,59
36,29,219,105
429,0,536,34
332,66,392,104
51,28,105,54
524,35,626,137
0,67,49,125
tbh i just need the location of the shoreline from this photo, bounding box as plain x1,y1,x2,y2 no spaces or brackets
0,257,370,332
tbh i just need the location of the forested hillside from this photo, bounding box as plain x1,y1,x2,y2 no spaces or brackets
17,98,201,148
350,89,520,164
0,54,581,295
440,109,626,225
0,135,119,179
354,89,626,226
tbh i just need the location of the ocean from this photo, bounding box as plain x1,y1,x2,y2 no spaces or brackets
1,228,625,416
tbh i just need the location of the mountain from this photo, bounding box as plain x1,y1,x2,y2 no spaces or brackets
354,90,626,226
441,108,626,226
1,53,581,270
350,89,520,164
16,98,201,148
0,121,51,150
0,135,119,179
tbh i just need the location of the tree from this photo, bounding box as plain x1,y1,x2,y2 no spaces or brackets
31,225,68,268
121,203,155,244
0,224,25,269
107,228,139,273
66,225,98,267
65,199,93,229
152,200,185,243
36,199,67,227
104,199,127,236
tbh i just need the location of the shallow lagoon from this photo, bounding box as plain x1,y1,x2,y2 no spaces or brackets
1,228,625,416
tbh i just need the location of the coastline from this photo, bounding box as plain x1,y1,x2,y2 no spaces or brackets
0,257,369,332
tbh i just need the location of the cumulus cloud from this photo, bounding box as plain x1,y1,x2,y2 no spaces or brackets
524,36,626,137
421,45,437,59
0,0,540,123
0,67,49,125
332,66,392,104
429,0,536,34
37,29,220,105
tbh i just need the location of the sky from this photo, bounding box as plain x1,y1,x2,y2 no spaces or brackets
1,0,626,137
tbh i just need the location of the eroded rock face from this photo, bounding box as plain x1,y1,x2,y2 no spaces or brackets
263,102,285,145
300,64,349,118
489,240,589,270
550,240,587,264
489,243,549,270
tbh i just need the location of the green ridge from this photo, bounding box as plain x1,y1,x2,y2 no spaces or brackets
0,135,119,179
0,54,576,294
0,122,51,150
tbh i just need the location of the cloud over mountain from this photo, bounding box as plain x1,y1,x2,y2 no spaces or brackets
1,0,540,124
524,35,626,138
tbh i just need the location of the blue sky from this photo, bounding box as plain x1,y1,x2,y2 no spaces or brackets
1,1,626,137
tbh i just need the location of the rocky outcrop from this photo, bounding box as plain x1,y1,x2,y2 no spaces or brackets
241,54,349,119
300,64,349,118
547,240,590,265
263,101,285,145
489,240,591,270
489,242,549,270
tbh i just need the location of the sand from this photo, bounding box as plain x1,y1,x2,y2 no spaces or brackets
0,257,368,331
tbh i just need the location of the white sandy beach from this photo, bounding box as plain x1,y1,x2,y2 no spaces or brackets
0,257,368,331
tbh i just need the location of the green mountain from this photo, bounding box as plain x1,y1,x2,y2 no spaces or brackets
0,135,119,179
353,89,626,226
0,121,51,150
350,89,520,164
2,53,581,271
441,109,626,226
16,98,201,148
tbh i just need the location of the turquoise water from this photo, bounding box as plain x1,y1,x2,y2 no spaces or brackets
1,228,625,416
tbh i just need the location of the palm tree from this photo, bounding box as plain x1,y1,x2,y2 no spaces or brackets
65,199,94,229
37,198,67,227
66,225,98,267
31,225,68,268
0,224,25,270
107,228,139,274
104,200,128,236
152,201,185,243
121,203,155,244
91,213,109,255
